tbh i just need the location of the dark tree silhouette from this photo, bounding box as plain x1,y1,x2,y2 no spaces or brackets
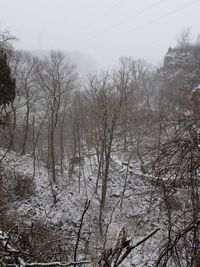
0,49,16,107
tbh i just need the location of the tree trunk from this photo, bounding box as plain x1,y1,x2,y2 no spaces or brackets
21,101,29,155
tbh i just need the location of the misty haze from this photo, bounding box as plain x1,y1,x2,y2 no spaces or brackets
0,0,200,266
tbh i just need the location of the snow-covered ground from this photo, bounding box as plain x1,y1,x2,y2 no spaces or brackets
0,149,166,266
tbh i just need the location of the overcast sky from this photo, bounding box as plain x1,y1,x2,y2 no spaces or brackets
0,0,200,69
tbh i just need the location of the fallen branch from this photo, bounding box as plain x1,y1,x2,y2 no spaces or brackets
115,227,160,266
97,227,160,267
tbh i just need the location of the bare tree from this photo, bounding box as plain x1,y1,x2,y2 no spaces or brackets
36,51,77,182
176,28,191,50
11,51,39,155
87,72,123,234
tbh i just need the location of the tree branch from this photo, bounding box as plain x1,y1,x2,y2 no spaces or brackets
116,227,160,266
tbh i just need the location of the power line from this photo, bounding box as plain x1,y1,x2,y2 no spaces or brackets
88,0,200,42
88,0,164,40
120,0,200,39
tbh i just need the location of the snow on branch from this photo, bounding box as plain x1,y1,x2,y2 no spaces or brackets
18,259,91,267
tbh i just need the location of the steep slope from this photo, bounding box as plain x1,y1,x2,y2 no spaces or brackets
0,149,161,266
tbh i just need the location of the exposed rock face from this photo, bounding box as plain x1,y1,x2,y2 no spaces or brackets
158,45,200,111
163,46,200,86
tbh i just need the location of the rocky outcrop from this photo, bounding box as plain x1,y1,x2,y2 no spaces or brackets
158,45,200,111
161,45,200,88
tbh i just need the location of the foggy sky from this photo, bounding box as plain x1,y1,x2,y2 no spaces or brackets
0,0,200,69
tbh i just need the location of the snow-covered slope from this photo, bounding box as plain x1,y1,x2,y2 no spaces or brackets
0,149,162,266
